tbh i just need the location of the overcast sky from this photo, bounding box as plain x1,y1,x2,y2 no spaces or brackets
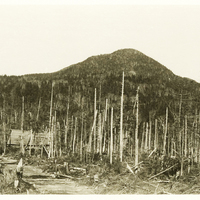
0,1,200,83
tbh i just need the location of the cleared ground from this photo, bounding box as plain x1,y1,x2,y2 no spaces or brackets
4,164,94,194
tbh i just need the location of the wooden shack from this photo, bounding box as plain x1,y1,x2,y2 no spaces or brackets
9,129,49,156
10,129,31,146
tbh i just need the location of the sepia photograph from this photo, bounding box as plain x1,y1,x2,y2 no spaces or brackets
0,0,200,196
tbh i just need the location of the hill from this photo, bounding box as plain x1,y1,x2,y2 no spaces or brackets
0,48,199,131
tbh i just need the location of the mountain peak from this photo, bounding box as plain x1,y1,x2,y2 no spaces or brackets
112,48,143,55
56,48,174,83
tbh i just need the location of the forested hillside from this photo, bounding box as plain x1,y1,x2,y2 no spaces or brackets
0,49,199,130
1,48,200,166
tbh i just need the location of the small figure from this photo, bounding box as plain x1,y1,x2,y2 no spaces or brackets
16,158,23,180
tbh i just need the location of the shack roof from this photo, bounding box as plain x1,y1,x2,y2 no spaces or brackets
10,129,30,145
10,130,49,146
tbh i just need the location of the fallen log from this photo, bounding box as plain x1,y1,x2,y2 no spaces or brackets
153,180,170,183
132,161,144,169
148,155,198,180
73,167,86,172
148,163,178,180
148,148,156,158
56,174,74,179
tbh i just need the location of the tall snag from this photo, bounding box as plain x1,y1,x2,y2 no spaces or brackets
36,97,41,122
21,96,24,133
57,122,62,157
120,72,124,162
49,82,54,158
141,122,145,152
70,116,74,151
20,96,25,155
184,115,187,157
65,102,69,151
3,122,6,155
144,122,148,152
178,94,182,155
97,113,102,154
80,113,83,161
163,107,168,155
154,119,158,150
149,119,152,151
88,110,98,154
110,107,113,164
103,99,108,153
54,111,57,157
73,117,77,154
135,87,139,171
101,111,105,155
94,88,97,153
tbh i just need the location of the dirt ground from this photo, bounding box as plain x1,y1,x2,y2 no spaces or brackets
23,165,94,194
2,152,200,195
1,163,94,194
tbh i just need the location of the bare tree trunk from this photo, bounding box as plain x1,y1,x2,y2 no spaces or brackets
97,113,102,154
29,129,33,155
163,107,168,155
135,87,139,171
20,135,25,155
105,99,108,122
54,111,57,157
14,110,17,124
94,88,97,154
57,122,62,157
20,96,25,155
114,127,116,154
149,119,152,150
194,109,198,163
49,82,54,131
80,113,83,161
49,116,54,158
21,96,24,133
88,110,98,153
99,83,101,111
3,122,6,155
191,120,194,167
84,121,87,163
49,82,54,158
36,97,41,121
70,116,74,151
103,100,108,153
188,131,191,174
141,122,145,152
110,107,113,164
120,72,124,162
73,117,77,154
167,123,170,156
184,115,187,157
100,112,105,156
198,112,200,166
65,102,69,150
197,138,200,167
171,137,174,157
144,122,148,152
178,94,182,155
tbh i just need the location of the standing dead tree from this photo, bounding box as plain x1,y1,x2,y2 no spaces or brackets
120,72,124,162
135,87,139,172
